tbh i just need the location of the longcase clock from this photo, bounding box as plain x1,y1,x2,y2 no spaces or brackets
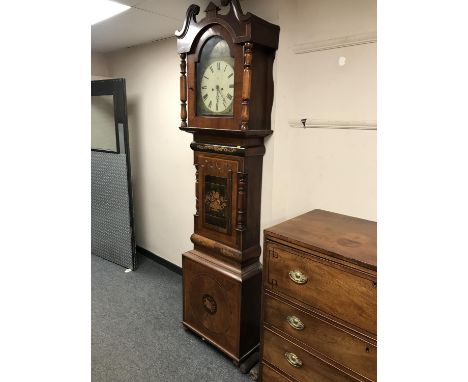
175,0,279,365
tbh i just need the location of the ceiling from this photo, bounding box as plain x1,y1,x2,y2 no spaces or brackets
92,0,212,53
91,0,278,53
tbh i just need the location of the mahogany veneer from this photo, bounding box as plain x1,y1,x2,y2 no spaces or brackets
260,210,377,382
176,0,280,364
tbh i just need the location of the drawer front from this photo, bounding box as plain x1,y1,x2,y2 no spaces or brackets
263,328,360,382
264,293,376,380
265,242,377,334
262,363,293,382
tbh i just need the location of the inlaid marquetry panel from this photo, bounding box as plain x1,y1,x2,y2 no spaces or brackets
204,175,229,232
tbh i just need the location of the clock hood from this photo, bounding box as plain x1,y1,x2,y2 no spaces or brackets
175,0,279,54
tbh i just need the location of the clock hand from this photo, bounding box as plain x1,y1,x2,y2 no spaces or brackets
217,88,228,107
216,85,221,110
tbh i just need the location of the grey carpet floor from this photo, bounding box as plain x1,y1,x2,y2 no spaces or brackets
92,254,252,382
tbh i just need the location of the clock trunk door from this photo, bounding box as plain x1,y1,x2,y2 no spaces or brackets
195,152,241,249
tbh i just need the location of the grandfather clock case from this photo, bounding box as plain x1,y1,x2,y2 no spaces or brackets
176,0,279,364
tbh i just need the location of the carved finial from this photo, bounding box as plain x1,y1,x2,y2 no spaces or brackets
205,1,220,15
175,4,200,38
221,0,246,20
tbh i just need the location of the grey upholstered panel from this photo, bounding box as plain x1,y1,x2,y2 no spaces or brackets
91,151,135,269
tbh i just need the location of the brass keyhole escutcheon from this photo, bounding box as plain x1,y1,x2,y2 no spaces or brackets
288,270,308,284
287,315,305,331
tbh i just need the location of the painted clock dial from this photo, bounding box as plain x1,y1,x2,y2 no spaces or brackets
197,36,235,116
200,60,234,114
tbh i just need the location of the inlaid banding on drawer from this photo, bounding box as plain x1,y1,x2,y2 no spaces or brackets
263,328,361,382
265,241,377,334
264,293,377,381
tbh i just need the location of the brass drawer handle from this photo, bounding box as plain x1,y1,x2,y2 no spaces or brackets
288,270,308,284
284,352,303,368
287,315,305,330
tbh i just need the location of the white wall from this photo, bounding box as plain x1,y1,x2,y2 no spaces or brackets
98,0,376,267
106,38,194,267
263,0,376,233
91,52,111,79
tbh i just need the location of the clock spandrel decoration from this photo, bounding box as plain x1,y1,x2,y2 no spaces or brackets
175,0,279,364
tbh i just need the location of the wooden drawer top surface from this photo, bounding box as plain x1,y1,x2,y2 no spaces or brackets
264,210,376,271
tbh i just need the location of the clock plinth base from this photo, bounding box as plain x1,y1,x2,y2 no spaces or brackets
182,249,262,363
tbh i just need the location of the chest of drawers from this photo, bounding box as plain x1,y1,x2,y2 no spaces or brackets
260,210,377,382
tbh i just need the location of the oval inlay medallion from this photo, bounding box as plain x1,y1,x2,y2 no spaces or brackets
202,294,217,314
